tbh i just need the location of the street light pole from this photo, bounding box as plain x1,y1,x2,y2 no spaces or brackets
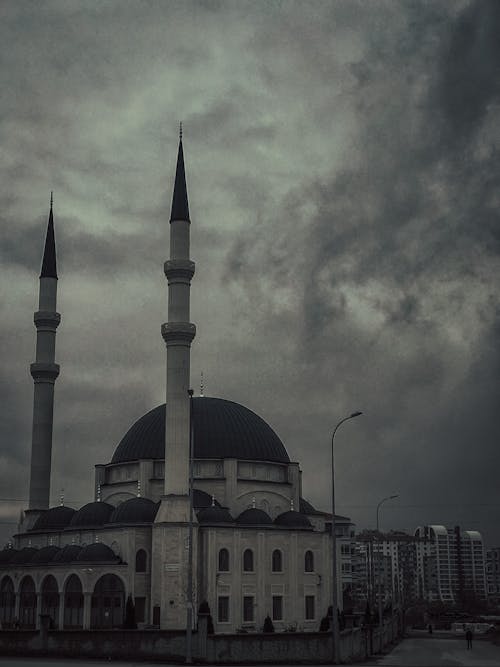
186,389,194,664
331,411,362,664
376,494,398,653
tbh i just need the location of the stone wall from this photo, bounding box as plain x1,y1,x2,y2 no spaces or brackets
0,615,399,663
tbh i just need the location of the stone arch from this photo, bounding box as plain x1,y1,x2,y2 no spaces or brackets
41,575,59,628
64,574,83,629
19,576,36,629
0,576,15,628
91,573,125,629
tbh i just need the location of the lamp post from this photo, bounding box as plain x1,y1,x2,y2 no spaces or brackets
186,389,194,664
376,494,398,653
331,411,362,664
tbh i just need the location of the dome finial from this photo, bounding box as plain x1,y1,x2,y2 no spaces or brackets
95,534,99,543
50,191,53,210
97,483,101,502
137,480,141,497
179,121,183,141
290,498,295,511
252,496,256,509
71,535,76,545
28,538,32,547
211,494,216,507
60,488,64,506
200,371,204,397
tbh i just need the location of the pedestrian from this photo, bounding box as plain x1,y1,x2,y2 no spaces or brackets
465,628,473,649
428,623,433,635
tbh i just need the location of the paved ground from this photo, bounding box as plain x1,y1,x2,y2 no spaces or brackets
1,638,500,666
356,636,500,666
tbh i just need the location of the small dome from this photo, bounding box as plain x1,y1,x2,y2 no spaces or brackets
69,502,114,528
274,511,312,529
10,547,38,564
31,506,76,531
31,546,60,564
197,506,233,524
0,548,17,564
236,508,273,525
109,497,158,524
52,544,82,563
112,398,289,464
193,489,220,510
76,543,120,563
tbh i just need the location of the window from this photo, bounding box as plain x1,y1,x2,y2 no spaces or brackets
341,563,351,573
243,549,254,572
135,549,147,573
243,596,254,622
218,596,229,623
218,548,230,572
272,595,283,621
272,549,282,572
341,544,351,556
305,550,314,572
305,595,315,620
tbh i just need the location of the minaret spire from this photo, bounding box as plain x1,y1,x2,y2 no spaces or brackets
41,192,57,279
28,197,61,513
170,128,190,223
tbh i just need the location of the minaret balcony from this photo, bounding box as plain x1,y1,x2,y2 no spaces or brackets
30,362,60,383
34,311,61,331
164,259,195,282
161,322,196,345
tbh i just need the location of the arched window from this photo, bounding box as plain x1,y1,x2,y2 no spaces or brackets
0,577,15,628
243,548,254,572
41,575,59,628
218,548,229,572
19,576,36,629
91,574,125,629
64,574,83,629
135,549,147,573
305,550,314,572
272,549,283,572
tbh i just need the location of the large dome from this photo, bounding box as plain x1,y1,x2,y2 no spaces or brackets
111,397,289,464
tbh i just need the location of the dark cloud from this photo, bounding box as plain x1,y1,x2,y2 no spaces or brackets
1,0,499,549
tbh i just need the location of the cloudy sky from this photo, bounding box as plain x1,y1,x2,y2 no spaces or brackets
1,0,499,546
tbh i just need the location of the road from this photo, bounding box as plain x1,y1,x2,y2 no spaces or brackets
357,636,500,666
0,638,500,666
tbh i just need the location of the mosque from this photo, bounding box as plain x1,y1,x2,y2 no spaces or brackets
0,136,354,633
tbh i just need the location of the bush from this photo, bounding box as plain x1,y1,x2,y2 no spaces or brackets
263,615,275,633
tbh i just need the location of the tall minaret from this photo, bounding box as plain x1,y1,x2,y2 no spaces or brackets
28,195,61,512
160,126,196,510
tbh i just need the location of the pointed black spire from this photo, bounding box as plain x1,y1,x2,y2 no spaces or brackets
40,193,58,279
170,127,190,222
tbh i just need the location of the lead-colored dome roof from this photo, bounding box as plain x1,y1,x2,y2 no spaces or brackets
236,508,273,525
111,398,289,465
69,502,114,528
31,506,76,531
76,543,120,563
109,497,159,525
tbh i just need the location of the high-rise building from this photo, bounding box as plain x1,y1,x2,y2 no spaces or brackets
414,525,486,603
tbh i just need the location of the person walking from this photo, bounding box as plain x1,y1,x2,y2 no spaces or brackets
465,628,473,649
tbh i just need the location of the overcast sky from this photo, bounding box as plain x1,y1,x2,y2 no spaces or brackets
1,0,499,547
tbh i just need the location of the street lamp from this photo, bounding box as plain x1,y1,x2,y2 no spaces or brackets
376,494,398,653
186,389,194,664
331,411,362,664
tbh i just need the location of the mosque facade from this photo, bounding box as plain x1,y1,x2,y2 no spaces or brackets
0,137,354,633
